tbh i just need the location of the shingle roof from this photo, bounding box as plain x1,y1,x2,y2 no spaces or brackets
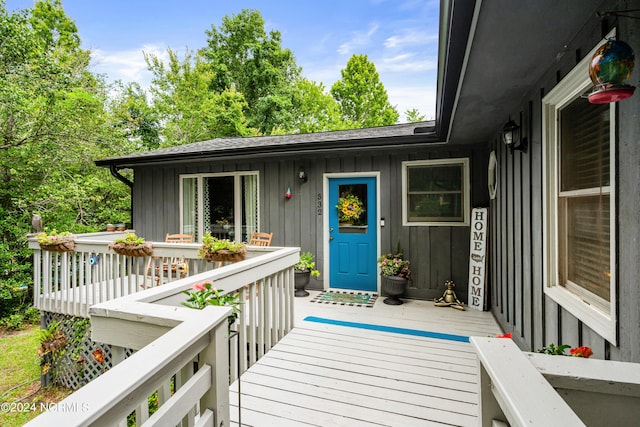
96,121,438,167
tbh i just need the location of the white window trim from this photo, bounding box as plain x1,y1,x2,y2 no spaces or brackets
402,158,470,226
542,30,617,345
179,171,260,243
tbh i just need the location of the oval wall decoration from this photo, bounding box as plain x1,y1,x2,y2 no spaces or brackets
488,150,497,200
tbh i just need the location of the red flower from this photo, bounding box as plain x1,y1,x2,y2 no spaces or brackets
495,333,512,338
569,346,593,358
193,280,212,291
93,348,105,363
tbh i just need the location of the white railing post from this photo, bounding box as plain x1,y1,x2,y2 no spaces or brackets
199,316,230,427
33,249,42,311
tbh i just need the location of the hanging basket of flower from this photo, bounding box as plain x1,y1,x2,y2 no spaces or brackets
108,233,153,257
336,194,365,224
199,232,247,263
37,231,76,253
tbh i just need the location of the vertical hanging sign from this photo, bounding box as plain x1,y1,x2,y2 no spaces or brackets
468,207,488,311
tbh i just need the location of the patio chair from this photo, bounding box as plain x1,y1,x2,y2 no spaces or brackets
164,233,193,244
145,233,194,286
248,232,273,247
246,232,273,299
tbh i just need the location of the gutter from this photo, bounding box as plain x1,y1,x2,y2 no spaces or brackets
445,0,482,143
96,136,447,168
109,165,134,229
109,164,133,188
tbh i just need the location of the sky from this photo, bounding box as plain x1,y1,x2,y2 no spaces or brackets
6,0,440,122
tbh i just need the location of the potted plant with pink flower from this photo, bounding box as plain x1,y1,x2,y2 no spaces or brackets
377,248,411,305
182,280,242,329
37,230,75,253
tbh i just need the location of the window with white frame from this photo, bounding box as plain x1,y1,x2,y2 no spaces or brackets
542,31,616,344
180,172,259,243
402,158,470,226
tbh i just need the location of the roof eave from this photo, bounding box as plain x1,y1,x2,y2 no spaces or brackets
96,133,443,168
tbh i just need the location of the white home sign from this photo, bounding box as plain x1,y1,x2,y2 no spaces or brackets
468,207,488,311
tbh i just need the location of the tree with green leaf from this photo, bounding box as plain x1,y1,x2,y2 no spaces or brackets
290,79,353,133
0,0,132,298
330,54,399,127
405,108,426,123
108,81,161,151
145,48,256,146
200,9,301,134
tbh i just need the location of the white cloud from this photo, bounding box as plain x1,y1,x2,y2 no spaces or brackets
387,84,436,121
304,64,343,88
337,23,380,55
378,54,437,73
89,43,170,89
385,29,436,49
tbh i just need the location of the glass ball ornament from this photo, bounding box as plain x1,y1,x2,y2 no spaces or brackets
588,39,635,104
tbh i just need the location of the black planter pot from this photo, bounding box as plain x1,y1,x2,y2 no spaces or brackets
381,275,408,305
294,269,311,297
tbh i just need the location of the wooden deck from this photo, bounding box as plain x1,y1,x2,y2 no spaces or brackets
230,291,502,426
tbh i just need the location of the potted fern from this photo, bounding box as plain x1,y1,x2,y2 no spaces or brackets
294,252,320,297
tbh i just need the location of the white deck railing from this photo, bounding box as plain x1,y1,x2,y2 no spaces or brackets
26,304,231,427
471,337,640,427
28,231,271,318
27,233,299,426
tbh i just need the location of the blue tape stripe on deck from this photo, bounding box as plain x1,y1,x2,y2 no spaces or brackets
303,316,470,343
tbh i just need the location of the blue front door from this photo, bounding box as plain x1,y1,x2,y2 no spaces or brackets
329,177,377,291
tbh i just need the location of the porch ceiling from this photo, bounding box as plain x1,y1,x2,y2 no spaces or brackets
444,0,605,145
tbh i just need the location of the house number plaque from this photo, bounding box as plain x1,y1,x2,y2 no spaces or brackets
468,207,488,311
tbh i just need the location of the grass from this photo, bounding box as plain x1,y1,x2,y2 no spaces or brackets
0,325,72,426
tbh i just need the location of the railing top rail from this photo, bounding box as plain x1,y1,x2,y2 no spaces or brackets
27,231,129,248
89,246,299,317
28,231,287,257
470,337,585,426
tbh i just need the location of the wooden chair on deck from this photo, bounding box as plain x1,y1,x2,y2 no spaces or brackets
248,232,273,247
145,233,194,286
164,233,193,244
245,232,273,299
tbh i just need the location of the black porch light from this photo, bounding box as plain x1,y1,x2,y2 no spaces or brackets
298,167,308,183
501,117,527,153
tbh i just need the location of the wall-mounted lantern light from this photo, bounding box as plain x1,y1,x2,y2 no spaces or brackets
588,38,635,104
298,167,308,183
502,117,527,153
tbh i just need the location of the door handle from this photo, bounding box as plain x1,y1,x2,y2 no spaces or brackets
329,236,334,241
330,228,334,232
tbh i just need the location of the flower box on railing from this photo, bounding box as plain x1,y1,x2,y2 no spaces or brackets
108,232,153,257
198,233,246,263
37,231,76,253
39,240,76,253
108,242,153,257
200,248,246,263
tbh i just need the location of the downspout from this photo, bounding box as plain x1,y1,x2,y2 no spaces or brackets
109,164,134,228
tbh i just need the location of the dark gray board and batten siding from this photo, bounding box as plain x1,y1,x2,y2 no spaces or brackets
489,9,640,362
131,145,489,302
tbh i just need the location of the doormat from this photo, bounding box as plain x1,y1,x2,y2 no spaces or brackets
310,290,378,307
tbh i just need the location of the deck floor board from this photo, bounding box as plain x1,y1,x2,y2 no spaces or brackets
229,291,502,426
